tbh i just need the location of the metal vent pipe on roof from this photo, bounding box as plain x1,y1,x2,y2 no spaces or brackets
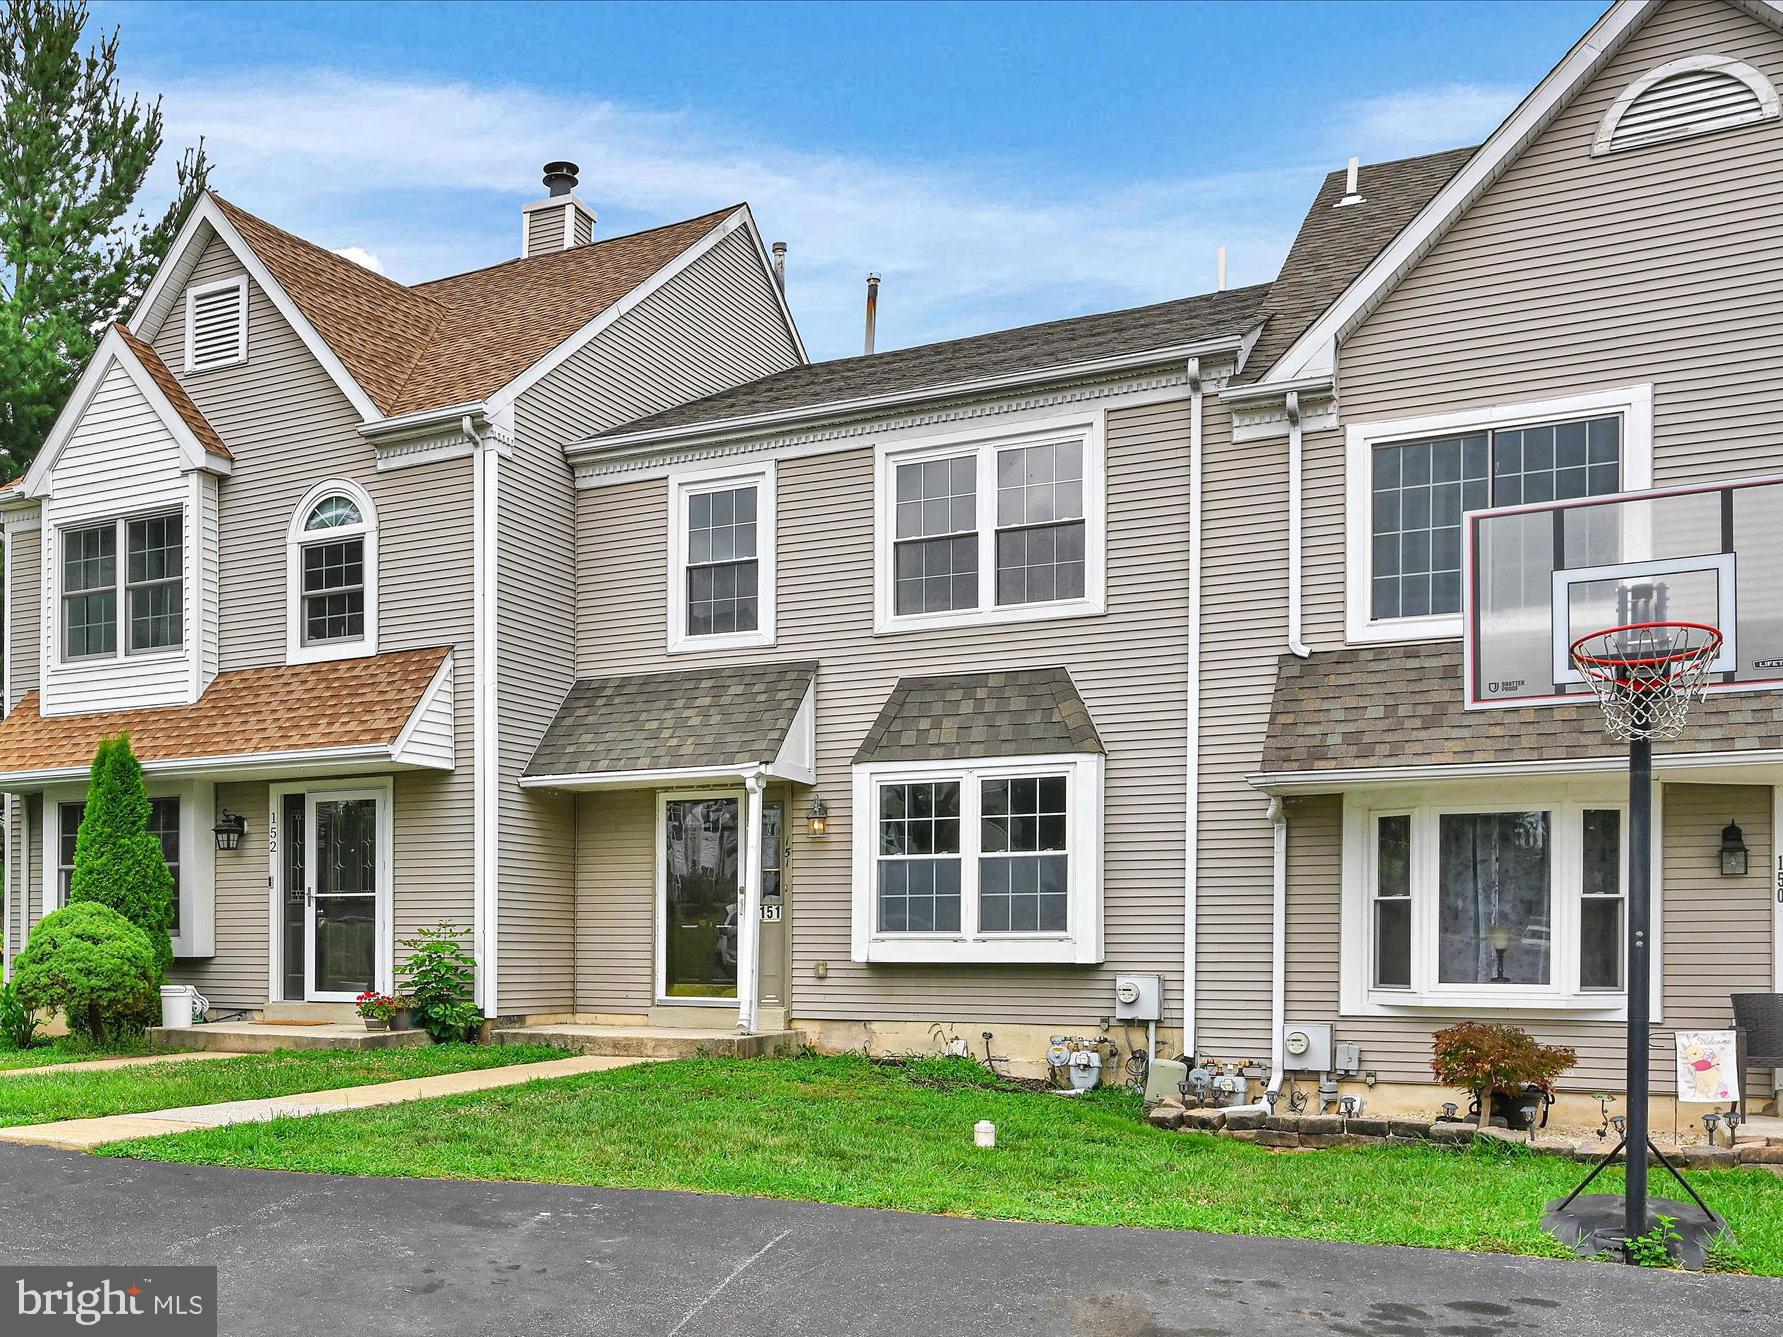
864,273,881,355
542,161,580,197
1216,245,1227,292
772,241,788,292
1336,155,1366,208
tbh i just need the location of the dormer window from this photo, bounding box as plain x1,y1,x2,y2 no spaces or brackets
287,481,377,663
59,512,184,661
184,276,248,372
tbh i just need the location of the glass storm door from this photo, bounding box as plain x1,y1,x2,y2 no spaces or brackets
303,792,381,1001
661,795,741,1002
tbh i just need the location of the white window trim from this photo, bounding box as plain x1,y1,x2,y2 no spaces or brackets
1345,384,1654,646
44,777,216,959
874,413,1106,636
850,752,1103,964
286,479,378,665
183,275,249,373
50,508,189,670
1339,778,1661,1022
1593,54,1781,157
665,461,776,654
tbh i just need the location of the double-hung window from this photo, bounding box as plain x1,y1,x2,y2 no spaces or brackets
852,754,1103,963
287,483,377,662
1347,387,1653,642
878,421,1103,633
56,797,181,930
1350,793,1628,1014
59,512,184,660
668,464,775,652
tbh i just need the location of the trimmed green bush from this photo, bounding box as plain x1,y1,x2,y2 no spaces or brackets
14,902,158,1045
400,923,482,1044
67,734,174,978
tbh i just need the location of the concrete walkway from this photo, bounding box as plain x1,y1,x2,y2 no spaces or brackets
0,1143,1775,1336
0,1053,649,1150
0,1050,237,1078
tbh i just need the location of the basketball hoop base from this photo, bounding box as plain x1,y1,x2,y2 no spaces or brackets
1542,1190,1729,1271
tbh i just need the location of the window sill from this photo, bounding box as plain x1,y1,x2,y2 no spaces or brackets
1360,988,1628,1021
1346,613,1462,646
875,596,1105,638
287,640,377,666
667,629,776,656
858,935,1098,965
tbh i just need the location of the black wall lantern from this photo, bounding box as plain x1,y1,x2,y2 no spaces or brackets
1719,820,1749,876
213,810,247,851
805,794,829,837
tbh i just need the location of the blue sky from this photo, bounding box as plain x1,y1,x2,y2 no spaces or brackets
100,0,1606,360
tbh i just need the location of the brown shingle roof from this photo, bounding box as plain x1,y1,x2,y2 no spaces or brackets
0,647,449,778
526,660,817,778
1234,146,1476,385
113,324,231,459
211,193,741,417
1260,642,1783,775
853,668,1104,765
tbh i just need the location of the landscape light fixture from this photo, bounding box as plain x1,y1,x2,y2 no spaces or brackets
212,810,246,851
805,794,829,837
1718,820,1749,876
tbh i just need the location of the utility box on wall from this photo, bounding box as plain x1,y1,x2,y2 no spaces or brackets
1114,974,1163,1022
1282,1022,1333,1073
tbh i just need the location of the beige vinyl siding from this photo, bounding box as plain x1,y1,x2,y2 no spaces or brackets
574,787,655,1010
496,221,801,1015
573,395,1193,1026
20,795,40,943
167,780,269,1007
1311,0,1783,646
151,232,478,969
8,527,40,702
1283,784,1774,1097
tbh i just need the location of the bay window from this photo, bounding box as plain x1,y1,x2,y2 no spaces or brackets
1350,793,1629,1013
852,754,1102,963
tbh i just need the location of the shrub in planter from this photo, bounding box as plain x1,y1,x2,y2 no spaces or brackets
399,923,482,1043
67,735,175,981
14,902,158,1046
1431,1021,1575,1129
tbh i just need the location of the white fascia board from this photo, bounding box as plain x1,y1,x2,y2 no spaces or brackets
0,741,455,791
1257,0,1658,386
22,330,231,499
734,203,809,365
127,195,383,422
518,763,770,792
1249,747,1783,793
390,652,457,766
483,208,754,417
569,335,1249,462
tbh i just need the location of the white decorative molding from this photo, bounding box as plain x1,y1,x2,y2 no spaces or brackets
1229,388,1339,443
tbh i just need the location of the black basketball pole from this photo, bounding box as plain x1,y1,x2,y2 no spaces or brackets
1624,733,1652,1253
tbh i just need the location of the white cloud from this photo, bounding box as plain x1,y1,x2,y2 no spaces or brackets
332,245,383,274
144,70,1311,360
1332,83,1523,161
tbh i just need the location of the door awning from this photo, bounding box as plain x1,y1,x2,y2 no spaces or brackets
0,647,453,789
521,660,817,791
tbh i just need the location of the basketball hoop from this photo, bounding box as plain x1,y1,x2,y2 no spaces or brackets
1568,621,1723,742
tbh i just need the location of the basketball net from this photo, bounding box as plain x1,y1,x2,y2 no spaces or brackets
1568,621,1722,741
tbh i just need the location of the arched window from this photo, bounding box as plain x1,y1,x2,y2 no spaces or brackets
287,480,377,663
1594,54,1780,156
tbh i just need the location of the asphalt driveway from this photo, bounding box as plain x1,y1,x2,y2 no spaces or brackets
0,1144,1775,1336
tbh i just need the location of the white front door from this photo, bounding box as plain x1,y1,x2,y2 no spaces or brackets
272,783,390,1004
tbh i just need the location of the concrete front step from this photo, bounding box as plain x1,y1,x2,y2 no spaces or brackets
491,1023,803,1059
149,1021,431,1053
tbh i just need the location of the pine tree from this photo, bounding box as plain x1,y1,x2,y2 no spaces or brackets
0,0,210,476
67,734,174,978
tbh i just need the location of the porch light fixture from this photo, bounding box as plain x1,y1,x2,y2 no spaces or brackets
212,810,246,851
1718,820,1748,876
805,794,829,837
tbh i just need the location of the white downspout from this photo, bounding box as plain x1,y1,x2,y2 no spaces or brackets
1182,356,1204,1059
1285,391,1310,659
1773,784,1782,1106
468,414,500,1018
1266,796,1288,1095
737,769,767,1035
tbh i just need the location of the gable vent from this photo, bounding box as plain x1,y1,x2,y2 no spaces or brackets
184,277,248,372
1594,54,1780,156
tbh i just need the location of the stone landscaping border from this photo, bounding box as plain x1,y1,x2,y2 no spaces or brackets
1145,1102,1783,1172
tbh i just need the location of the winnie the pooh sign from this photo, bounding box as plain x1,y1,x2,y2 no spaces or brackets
1674,1031,1739,1103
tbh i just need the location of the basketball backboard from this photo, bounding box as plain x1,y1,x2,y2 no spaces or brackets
1464,472,1783,709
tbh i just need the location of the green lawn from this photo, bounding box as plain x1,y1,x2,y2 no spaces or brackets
0,1043,567,1127
104,1054,1783,1274
0,1039,155,1072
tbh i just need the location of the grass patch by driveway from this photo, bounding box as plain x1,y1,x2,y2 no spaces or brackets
0,1044,566,1128
104,1053,1783,1273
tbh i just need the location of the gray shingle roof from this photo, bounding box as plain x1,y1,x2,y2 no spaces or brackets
1261,642,1783,774
1234,145,1476,385
597,286,1270,441
853,668,1103,765
526,661,816,778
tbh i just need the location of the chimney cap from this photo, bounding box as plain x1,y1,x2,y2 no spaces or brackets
542,161,580,197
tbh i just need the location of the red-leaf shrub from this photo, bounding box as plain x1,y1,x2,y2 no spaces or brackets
1431,1021,1576,1110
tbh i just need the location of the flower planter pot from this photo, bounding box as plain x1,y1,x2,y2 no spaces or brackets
362,1017,389,1032
1490,1084,1551,1132
389,1008,414,1033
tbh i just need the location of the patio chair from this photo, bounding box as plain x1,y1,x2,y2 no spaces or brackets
1731,993,1783,1115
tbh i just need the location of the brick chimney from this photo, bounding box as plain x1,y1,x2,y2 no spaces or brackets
521,161,596,257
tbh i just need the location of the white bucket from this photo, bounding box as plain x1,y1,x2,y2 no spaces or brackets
159,985,205,1029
